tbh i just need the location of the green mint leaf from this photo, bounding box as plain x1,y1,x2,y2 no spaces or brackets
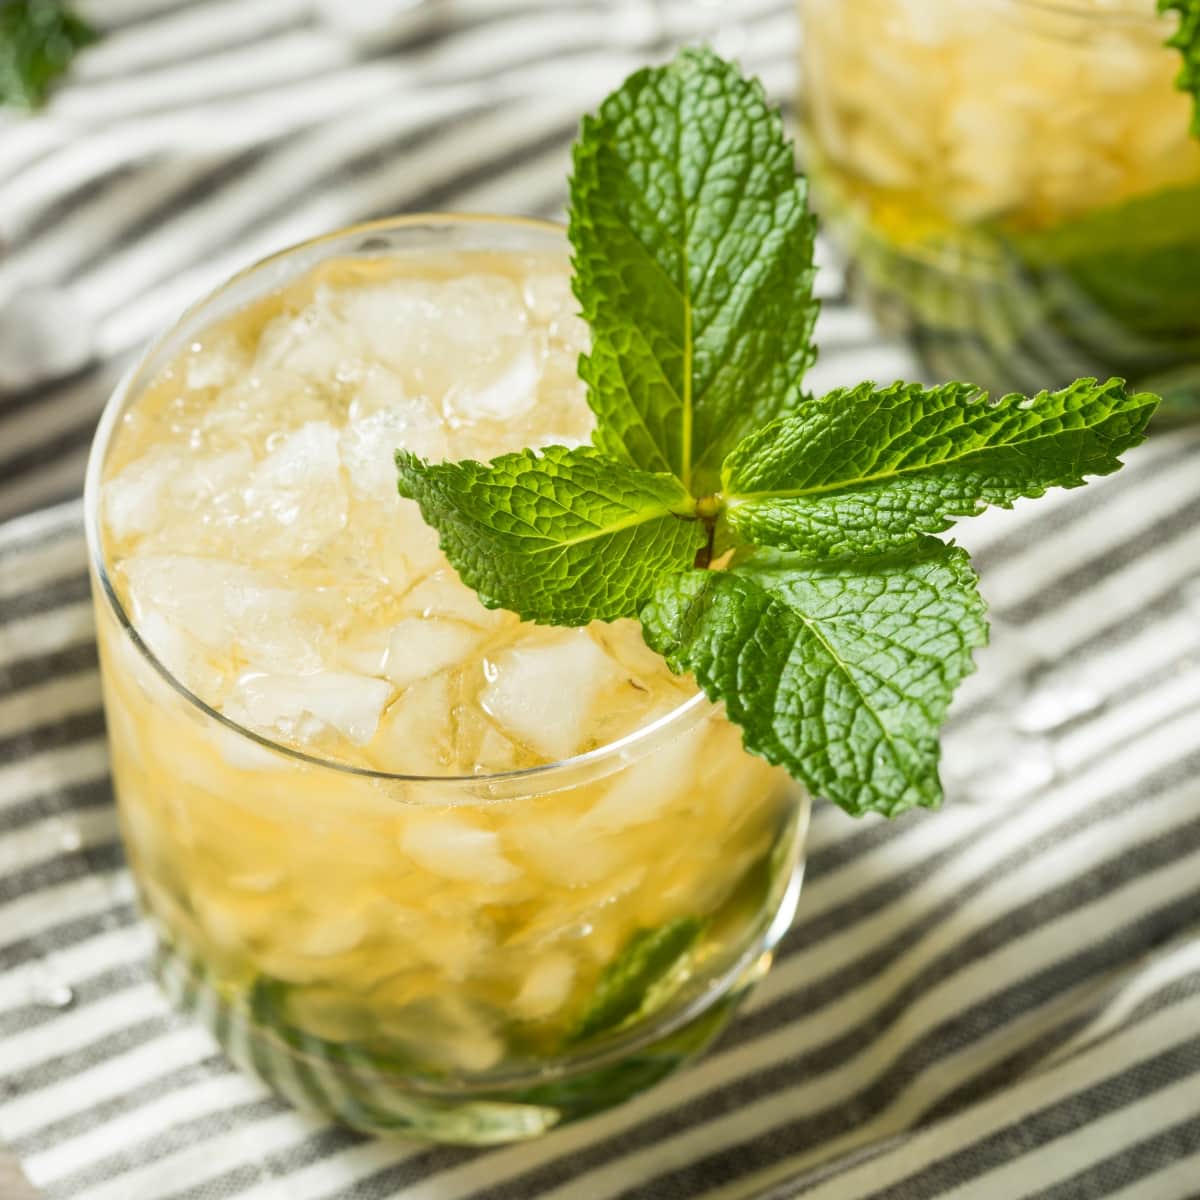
640,541,988,818
1011,184,1200,348
569,46,817,491
569,917,705,1043
0,0,96,109
721,378,1156,558
1162,0,1200,136
395,445,705,626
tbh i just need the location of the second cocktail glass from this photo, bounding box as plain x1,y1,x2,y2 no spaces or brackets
799,0,1200,417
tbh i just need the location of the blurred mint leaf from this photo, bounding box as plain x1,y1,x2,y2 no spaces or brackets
640,541,988,818
1162,0,1200,135
395,445,705,626
569,46,817,492
0,0,96,109
721,378,1157,558
570,917,705,1043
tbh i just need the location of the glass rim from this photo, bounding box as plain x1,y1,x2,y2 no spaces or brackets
1011,0,1165,23
803,0,1168,22
83,212,711,790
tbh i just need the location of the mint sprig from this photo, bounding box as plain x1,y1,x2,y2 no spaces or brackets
1162,0,1200,136
395,48,1157,818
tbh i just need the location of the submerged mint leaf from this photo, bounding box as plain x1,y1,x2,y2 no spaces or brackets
569,46,817,491
570,917,705,1043
1161,0,1200,135
1011,183,1200,350
395,445,705,626
641,541,988,818
721,378,1157,558
0,0,96,109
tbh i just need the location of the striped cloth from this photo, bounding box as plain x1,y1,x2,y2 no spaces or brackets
3,1,1200,1197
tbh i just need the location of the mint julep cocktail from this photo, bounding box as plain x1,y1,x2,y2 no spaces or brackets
86,217,807,1142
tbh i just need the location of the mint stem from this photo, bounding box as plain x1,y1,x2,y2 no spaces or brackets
694,520,715,570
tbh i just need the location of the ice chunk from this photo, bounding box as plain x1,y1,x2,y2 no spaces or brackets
340,386,448,500
399,811,519,884
513,952,576,1020
480,629,624,762
580,725,699,834
845,126,922,190
369,671,453,774
507,812,627,887
136,607,225,699
225,670,391,745
103,447,177,542
105,445,254,545
351,363,414,419
184,333,248,391
227,869,285,893
213,723,291,773
943,95,1033,223
386,499,444,578
192,886,281,955
445,337,542,424
336,628,392,676
295,910,370,958
342,275,528,379
242,421,347,558
399,568,511,630
589,619,676,687
256,290,365,383
182,447,255,503
120,555,327,673
471,725,525,775
385,618,482,689
523,268,581,331
422,997,504,1073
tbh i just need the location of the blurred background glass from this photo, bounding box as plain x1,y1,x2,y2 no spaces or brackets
797,0,1200,419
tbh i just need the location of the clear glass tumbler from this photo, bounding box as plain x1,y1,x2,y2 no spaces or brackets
799,0,1200,419
83,216,810,1145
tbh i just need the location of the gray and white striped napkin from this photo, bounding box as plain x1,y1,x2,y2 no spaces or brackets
3,1,1200,1197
